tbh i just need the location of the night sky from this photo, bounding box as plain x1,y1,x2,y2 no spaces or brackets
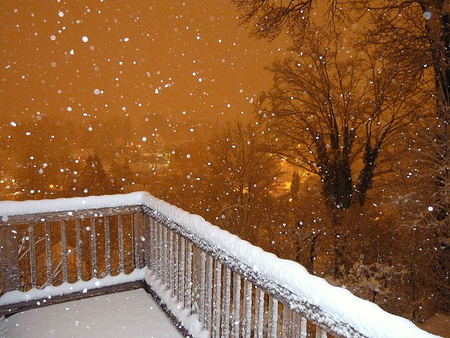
1,0,289,129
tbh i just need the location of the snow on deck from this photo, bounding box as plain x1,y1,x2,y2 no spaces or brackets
1,289,182,338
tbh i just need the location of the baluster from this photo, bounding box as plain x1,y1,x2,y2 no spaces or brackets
104,216,111,275
255,289,265,338
143,213,151,268
90,218,97,278
0,224,20,292
242,280,252,338
149,218,158,273
118,214,124,273
168,230,174,292
162,226,168,285
75,219,82,281
173,232,179,299
199,251,207,324
60,220,68,283
213,260,222,337
281,305,291,338
222,267,231,337
29,222,37,288
316,327,327,338
156,221,163,278
292,311,301,337
232,272,241,338
268,295,278,337
45,221,53,286
204,254,213,332
179,237,186,306
185,241,193,311
147,218,154,272
300,316,307,338
132,212,145,269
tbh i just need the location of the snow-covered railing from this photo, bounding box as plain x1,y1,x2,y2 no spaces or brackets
0,192,439,338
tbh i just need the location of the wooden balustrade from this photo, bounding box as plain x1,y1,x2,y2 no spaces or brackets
0,194,435,338
0,206,144,295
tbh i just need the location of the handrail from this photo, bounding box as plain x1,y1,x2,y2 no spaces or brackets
0,192,440,338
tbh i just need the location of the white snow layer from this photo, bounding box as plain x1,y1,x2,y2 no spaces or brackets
1,288,182,338
146,272,209,338
0,191,441,338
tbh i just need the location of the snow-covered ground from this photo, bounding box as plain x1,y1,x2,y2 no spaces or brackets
0,288,182,338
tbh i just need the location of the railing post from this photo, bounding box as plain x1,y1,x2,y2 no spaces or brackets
90,217,97,278
75,219,83,281
185,241,193,311
132,212,145,269
255,289,265,338
143,213,151,269
60,220,68,283
204,254,213,332
29,222,38,288
152,217,159,274
242,280,252,338
178,237,186,306
104,216,111,275
0,223,19,293
168,230,174,293
162,225,168,285
222,267,231,337
300,316,307,338
316,327,327,338
268,295,279,337
118,214,125,273
45,221,53,286
172,232,179,298
213,260,222,337
199,251,207,325
232,271,241,338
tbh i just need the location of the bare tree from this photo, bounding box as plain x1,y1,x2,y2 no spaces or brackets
206,120,284,241
363,1,450,313
257,31,428,275
232,0,448,115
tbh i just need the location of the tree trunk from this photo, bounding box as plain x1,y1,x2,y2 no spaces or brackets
331,209,346,278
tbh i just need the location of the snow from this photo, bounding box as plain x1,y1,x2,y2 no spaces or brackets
1,288,182,338
0,268,147,307
146,273,209,338
0,191,441,338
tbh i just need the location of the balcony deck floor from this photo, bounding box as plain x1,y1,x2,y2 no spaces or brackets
1,288,183,338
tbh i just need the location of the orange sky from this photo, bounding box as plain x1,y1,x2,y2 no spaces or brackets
0,0,289,128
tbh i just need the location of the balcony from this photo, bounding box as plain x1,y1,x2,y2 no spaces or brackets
0,192,439,337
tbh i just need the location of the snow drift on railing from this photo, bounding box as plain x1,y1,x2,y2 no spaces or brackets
0,192,440,338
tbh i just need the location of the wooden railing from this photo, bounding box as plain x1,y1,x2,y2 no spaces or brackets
0,192,439,338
